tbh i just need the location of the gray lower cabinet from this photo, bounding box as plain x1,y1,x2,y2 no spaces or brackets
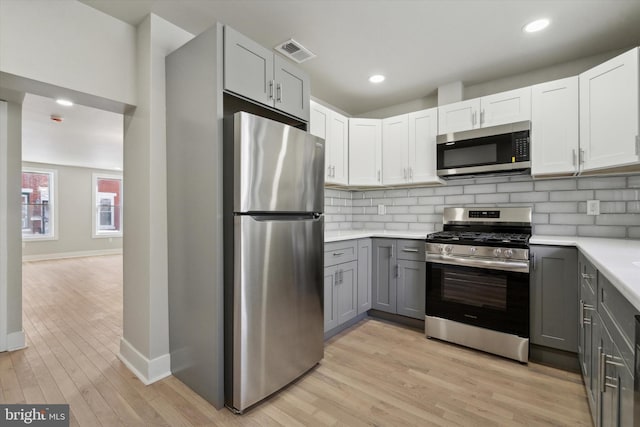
224,26,310,121
357,239,372,314
530,245,578,352
324,239,371,333
577,250,637,427
372,238,425,320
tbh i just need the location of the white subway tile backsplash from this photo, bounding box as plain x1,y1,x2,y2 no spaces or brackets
595,189,640,201
392,197,418,206
596,214,640,226
325,174,640,238
549,190,594,201
510,191,549,203
577,225,627,238
444,194,475,204
433,186,464,196
534,225,577,236
409,205,436,214
418,196,445,205
408,187,436,197
577,176,627,190
549,213,594,225
533,179,577,191
475,193,509,204
497,182,534,192
464,184,497,194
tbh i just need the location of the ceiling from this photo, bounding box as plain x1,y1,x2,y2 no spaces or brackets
22,94,123,171
79,0,640,115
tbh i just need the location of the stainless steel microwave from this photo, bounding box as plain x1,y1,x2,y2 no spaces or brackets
436,121,531,178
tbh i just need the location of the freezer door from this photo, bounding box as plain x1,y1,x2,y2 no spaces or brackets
234,112,325,213
232,214,324,412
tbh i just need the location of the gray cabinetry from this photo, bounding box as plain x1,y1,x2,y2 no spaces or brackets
224,26,310,121
530,245,578,352
576,250,638,427
357,239,372,314
372,238,426,320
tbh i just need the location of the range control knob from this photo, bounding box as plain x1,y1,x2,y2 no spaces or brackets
504,249,513,258
469,247,477,255
494,248,502,257
444,245,453,254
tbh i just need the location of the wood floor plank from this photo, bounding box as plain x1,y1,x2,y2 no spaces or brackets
3,255,595,426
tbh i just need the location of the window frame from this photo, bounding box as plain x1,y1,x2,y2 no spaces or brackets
21,167,58,241
92,173,123,238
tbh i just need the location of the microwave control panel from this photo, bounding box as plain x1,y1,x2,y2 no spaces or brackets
512,131,530,162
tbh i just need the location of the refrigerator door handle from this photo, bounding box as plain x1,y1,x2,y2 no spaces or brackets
245,213,323,221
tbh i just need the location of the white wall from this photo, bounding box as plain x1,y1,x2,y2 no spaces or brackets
21,162,123,260
120,14,193,384
0,0,136,107
0,100,25,351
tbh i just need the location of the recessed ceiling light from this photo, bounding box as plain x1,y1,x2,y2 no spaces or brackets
523,18,550,33
56,99,74,107
369,74,385,84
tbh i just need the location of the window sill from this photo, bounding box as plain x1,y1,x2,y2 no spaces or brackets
92,233,123,239
23,236,58,242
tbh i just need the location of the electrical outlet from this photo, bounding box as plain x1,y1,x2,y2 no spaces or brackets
377,204,385,215
586,200,600,216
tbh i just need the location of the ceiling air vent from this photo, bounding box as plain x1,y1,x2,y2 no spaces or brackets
274,39,316,63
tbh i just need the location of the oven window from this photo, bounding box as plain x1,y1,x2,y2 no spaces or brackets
442,270,507,311
443,143,497,168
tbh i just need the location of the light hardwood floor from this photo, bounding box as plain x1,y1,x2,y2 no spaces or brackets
1,255,592,426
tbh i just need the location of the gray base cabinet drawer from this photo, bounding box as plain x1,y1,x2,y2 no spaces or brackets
396,240,425,262
325,240,357,266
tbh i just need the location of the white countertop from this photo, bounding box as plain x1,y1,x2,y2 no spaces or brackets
325,230,427,243
531,235,640,311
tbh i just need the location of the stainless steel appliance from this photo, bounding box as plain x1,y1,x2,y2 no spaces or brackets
224,112,325,413
425,207,532,362
635,315,640,426
436,121,531,178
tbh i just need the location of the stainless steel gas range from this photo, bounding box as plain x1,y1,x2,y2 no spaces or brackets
425,207,532,363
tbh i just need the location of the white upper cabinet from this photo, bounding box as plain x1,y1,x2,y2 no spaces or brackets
382,114,409,185
480,87,531,128
579,47,640,172
408,108,441,185
438,87,531,135
438,99,480,134
310,101,348,186
224,26,310,121
349,119,382,186
531,77,579,177
329,111,349,185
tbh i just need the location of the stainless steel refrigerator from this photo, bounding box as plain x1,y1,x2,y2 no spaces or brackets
224,112,325,413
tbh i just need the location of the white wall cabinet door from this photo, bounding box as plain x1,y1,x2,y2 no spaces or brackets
310,101,349,186
382,114,409,185
480,87,531,128
273,55,310,122
580,47,640,172
437,98,480,134
349,118,382,186
531,77,579,177
408,108,440,184
330,111,349,185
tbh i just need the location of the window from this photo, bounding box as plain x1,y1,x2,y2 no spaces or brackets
22,168,57,240
93,174,122,237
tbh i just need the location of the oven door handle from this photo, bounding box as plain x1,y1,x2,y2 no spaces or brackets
425,254,530,273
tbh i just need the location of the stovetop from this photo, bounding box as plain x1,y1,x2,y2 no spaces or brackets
426,231,531,248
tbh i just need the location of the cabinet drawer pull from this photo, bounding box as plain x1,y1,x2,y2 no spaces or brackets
599,349,606,393
269,80,275,100
276,83,282,103
402,248,419,253
332,252,344,256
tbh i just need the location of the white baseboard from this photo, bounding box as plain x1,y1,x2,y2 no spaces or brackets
7,330,26,351
118,337,171,385
22,248,123,262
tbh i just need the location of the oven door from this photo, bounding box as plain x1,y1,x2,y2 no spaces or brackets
426,261,529,337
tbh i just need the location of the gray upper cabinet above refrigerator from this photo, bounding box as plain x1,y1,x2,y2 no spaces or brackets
224,26,310,122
